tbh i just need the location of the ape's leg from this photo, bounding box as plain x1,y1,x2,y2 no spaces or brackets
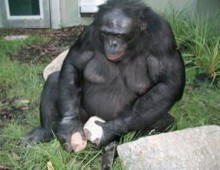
101,141,118,170
148,113,175,132
17,72,60,145
39,71,60,134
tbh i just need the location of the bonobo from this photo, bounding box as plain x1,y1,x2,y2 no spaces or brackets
19,0,185,164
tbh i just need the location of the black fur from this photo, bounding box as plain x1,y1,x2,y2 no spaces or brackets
19,0,185,168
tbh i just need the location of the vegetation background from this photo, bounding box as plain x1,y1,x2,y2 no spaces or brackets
0,10,219,170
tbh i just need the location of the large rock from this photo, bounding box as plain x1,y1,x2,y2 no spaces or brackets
117,125,220,170
43,49,69,80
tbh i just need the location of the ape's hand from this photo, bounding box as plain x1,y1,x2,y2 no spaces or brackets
57,130,87,152
83,116,118,147
95,121,118,147
57,120,87,152
83,116,105,146
70,132,87,152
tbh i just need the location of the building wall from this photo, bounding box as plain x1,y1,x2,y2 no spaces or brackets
0,0,7,28
69,0,219,27
196,0,220,31
0,7,3,27
196,0,220,16
144,0,197,14
59,0,79,27
59,0,92,27
0,0,219,29
0,0,51,28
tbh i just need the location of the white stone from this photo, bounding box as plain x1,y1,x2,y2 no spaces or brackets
117,125,220,170
43,49,69,80
83,116,105,145
4,35,29,41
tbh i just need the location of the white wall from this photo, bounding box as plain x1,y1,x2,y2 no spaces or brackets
144,0,197,14
0,0,219,29
50,0,61,29
67,0,220,26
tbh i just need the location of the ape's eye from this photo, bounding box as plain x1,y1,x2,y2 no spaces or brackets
115,34,125,39
101,31,108,37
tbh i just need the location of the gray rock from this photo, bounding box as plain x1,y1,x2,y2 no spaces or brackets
43,49,69,80
117,125,220,170
4,35,28,41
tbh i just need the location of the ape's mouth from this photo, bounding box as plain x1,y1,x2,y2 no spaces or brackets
106,51,125,61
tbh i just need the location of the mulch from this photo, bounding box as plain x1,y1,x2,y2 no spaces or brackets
0,26,84,63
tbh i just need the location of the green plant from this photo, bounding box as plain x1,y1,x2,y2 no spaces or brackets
0,10,220,170
164,9,193,49
166,9,220,83
206,38,220,78
189,29,220,80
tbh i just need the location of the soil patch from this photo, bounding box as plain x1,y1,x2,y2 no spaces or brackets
0,26,84,63
0,85,30,127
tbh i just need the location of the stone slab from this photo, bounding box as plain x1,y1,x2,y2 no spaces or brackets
43,49,69,80
117,125,220,170
4,35,28,41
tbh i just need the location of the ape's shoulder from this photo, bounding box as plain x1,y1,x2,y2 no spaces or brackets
70,23,103,53
143,14,177,56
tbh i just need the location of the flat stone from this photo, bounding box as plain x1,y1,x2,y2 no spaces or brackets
4,35,29,41
43,49,69,80
117,125,220,170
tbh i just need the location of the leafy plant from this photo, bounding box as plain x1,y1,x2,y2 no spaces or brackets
166,9,220,83
206,38,220,78
0,9,220,170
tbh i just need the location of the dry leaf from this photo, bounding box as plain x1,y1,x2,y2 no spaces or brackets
47,161,54,170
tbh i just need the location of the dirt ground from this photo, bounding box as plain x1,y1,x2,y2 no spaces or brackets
0,26,84,63
0,26,84,126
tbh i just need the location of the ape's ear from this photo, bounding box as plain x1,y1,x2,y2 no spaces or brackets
138,8,148,31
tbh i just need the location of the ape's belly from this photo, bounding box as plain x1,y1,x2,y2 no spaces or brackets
82,84,137,121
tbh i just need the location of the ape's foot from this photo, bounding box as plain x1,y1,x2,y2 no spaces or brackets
17,127,54,146
101,141,117,170
70,132,87,152
149,113,175,132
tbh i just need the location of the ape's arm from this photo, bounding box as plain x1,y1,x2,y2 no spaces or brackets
55,27,94,148
129,53,185,130
97,51,185,146
56,51,83,143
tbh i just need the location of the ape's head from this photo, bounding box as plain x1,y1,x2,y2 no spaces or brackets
94,0,148,61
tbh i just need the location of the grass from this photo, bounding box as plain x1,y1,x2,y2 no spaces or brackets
165,9,220,80
0,12,220,170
